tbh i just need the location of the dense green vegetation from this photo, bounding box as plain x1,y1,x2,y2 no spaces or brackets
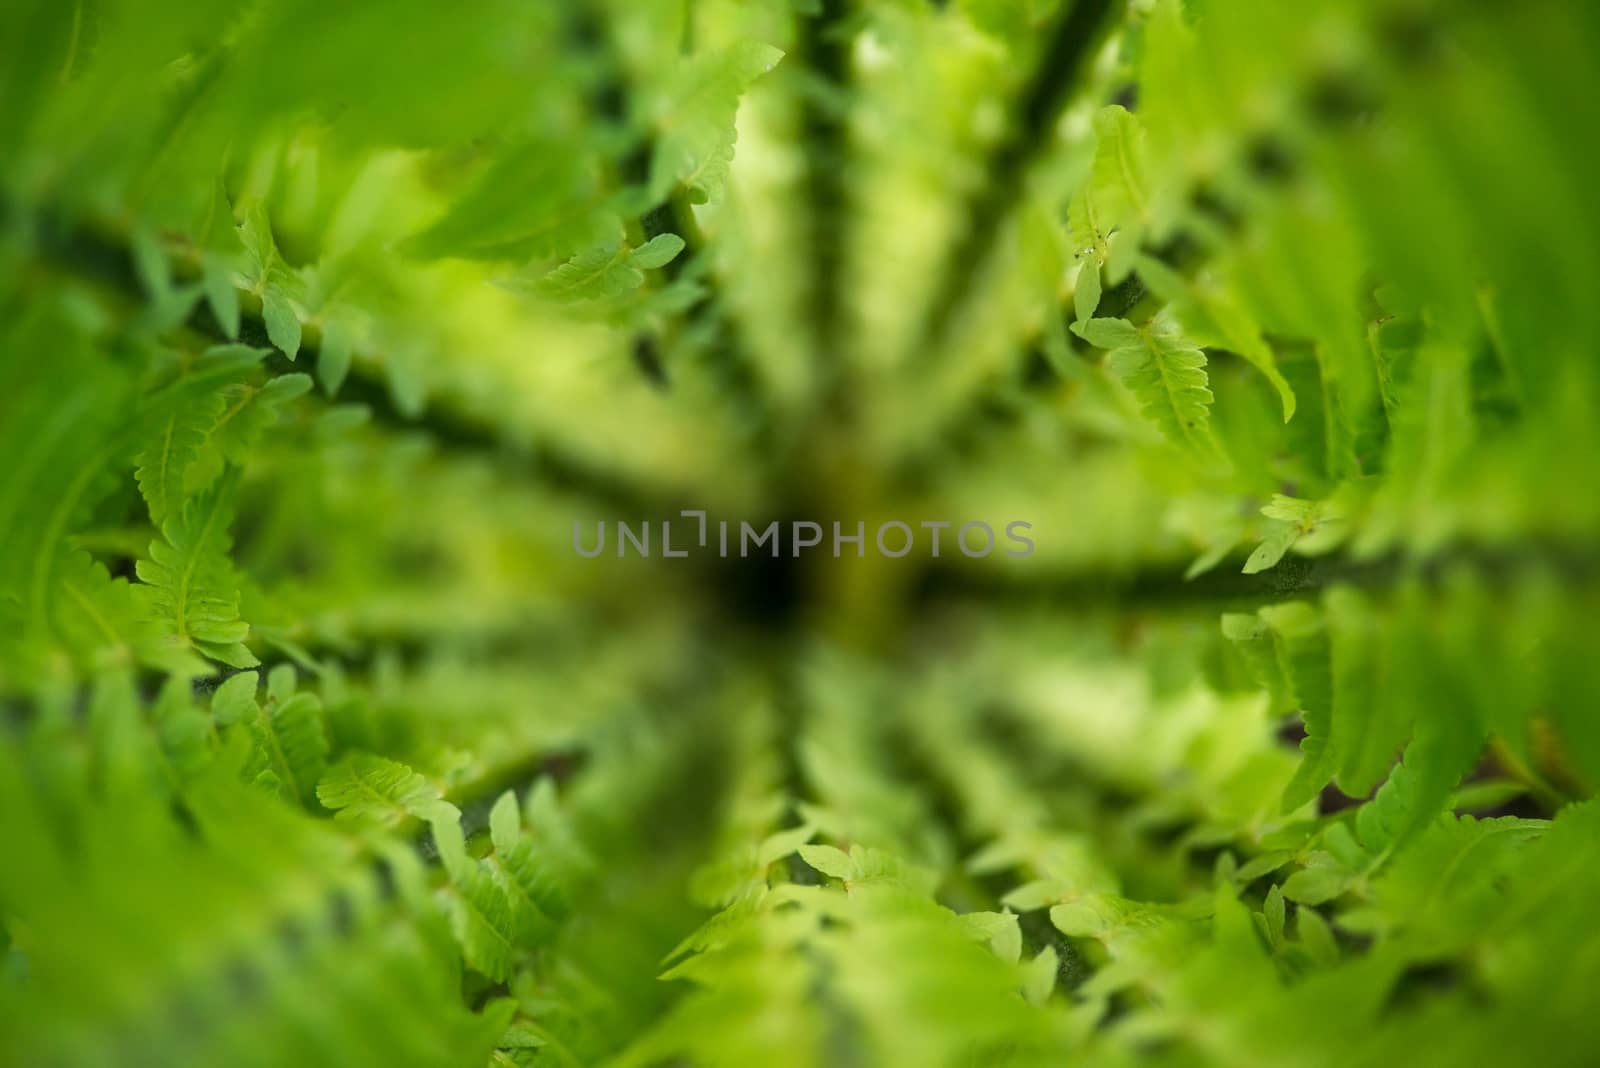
3,0,1599,1064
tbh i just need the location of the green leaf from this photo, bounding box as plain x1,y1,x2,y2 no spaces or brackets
1022,947,1058,1005
262,286,302,359
51,550,203,676
648,41,785,205
1134,252,1296,422
1296,905,1340,965
1371,814,1545,929
266,663,297,705
534,242,638,301
1235,851,1296,884
1049,901,1107,939
1259,602,1338,812
1242,522,1299,575
1261,495,1316,523
87,669,164,799
133,350,261,525
211,670,260,727
1356,718,1486,857
1222,611,1293,714
202,259,241,340
1281,861,1351,906
1091,312,1223,463
428,807,548,982
756,823,816,866
959,911,1022,964
134,471,257,668
440,866,526,983
1262,884,1286,946
248,692,329,807
630,233,686,271
318,753,452,826
401,139,619,263
131,229,171,300
237,202,304,358
797,843,854,880
1002,879,1068,911
493,826,571,928
153,676,215,783
1071,316,1140,349
488,790,521,852
197,180,243,339
319,319,354,395
1325,588,1408,797
1073,259,1102,325
1088,105,1150,231
211,374,313,465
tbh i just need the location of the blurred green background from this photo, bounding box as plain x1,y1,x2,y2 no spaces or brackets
3,0,1600,1065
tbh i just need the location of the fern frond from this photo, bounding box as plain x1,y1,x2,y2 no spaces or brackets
134,470,258,668
53,549,206,676
506,234,686,307
1076,312,1225,464
317,752,454,827
648,41,785,206
131,344,264,524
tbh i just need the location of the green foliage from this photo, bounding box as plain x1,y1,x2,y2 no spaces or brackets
508,234,686,306
1075,311,1223,464
239,203,308,360
318,751,455,827
134,470,259,668
4,0,1600,1066
131,345,271,522
648,41,786,205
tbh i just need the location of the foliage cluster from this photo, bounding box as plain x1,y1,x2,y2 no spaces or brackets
2,0,1599,1065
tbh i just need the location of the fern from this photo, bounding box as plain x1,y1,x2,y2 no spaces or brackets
510,233,687,306
133,385,227,526
647,41,785,205
4,0,1600,1065
134,471,258,668
1325,586,1409,797
400,141,620,263
238,203,306,360
247,678,331,808
1074,311,1225,464
318,752,454,827
131,345,265,521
